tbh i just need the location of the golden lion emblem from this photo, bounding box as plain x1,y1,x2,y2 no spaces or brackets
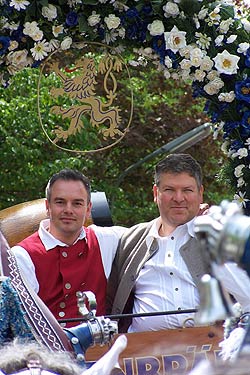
47,54,123,143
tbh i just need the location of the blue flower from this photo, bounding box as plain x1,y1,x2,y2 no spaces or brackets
152,35,166,64
245,48,250,68
223,121,239,138
230,139,244,151
66,11,78,27
242,111,250,128
235,78,250,104
125,8,139,20
141,4,152,15
0,36,10,56
126,23,140,40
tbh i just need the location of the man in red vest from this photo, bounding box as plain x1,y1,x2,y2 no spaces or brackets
11,168,125,327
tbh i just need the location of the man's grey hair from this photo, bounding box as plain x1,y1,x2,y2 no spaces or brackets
154,153,203,188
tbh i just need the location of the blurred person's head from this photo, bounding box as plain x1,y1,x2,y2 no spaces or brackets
0,340,82,375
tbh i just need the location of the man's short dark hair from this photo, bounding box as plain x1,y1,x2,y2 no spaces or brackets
45,169,91,203
154,153,203,188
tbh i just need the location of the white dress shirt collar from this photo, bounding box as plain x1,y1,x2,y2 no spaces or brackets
38,219,86,251
146,217,196,247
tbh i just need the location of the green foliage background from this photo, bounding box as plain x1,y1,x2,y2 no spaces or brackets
0,67,233,225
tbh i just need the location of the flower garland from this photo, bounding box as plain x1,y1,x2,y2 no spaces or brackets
1,0,250,208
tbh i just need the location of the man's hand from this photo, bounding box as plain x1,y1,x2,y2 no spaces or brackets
199,203,209,216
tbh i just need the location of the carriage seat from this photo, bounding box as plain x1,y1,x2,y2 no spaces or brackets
0,192,113,247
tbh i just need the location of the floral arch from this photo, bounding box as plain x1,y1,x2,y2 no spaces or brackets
1,0,250,208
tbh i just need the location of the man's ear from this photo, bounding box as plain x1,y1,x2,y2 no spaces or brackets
45,199,49,217
86,201,92,218
153,184,158,204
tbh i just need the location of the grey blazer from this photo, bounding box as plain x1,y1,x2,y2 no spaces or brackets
106,220,209,332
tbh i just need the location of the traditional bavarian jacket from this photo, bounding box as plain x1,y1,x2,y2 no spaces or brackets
106,219,210,332
18,227,107,327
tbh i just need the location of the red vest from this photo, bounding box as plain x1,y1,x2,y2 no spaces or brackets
18,227,107,327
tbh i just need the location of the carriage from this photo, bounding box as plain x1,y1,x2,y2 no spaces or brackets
0,197,223,375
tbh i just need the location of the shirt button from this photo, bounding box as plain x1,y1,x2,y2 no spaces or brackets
175,287,179,291
60,322,66,328
60,302,66,308
171,236,174,240
170,272,173,276
59,311,65,317
168,253,171,257
62,251,68,258
65,283,71,290
178,307,181,311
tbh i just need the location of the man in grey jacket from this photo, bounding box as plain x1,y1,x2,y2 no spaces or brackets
106,153,250,333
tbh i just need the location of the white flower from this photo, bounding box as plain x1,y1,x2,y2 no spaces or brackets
197,8,208,20
31,29,44,42
8,40,19,51
218,91,235,102
163,2,180,18
221,140,229,153
23,21,38,35
61,36,73,50
180,59,191,70
237,43,250,54
237,177,245,188
31,40,50,60
164,56,172,68
200,56,213,71
190,47,203,67
213,50,240,75
118,27,125,39
233,191,250,208
242,18,250,32
204,77,224,95
215,35,224,46
148,20,164,36
234,164,245,178
52,25,64,38
104,14,120,30
207,70,219,81
180,69,191,81
179,45,192,58
3,21,20,31
245,138,250,147
236,148,248,159
6,49,29,74
171,72,179,80
195,32,211,49
208,6,221,25
88,12,101,27
42,4,57,21
194,69,206,82
9,0,30,11
193,16,200,29
164,25,186,53
163,69,171,79
23,21,43,41
226,35,237,44
48,39,60,52
219,18,234,34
